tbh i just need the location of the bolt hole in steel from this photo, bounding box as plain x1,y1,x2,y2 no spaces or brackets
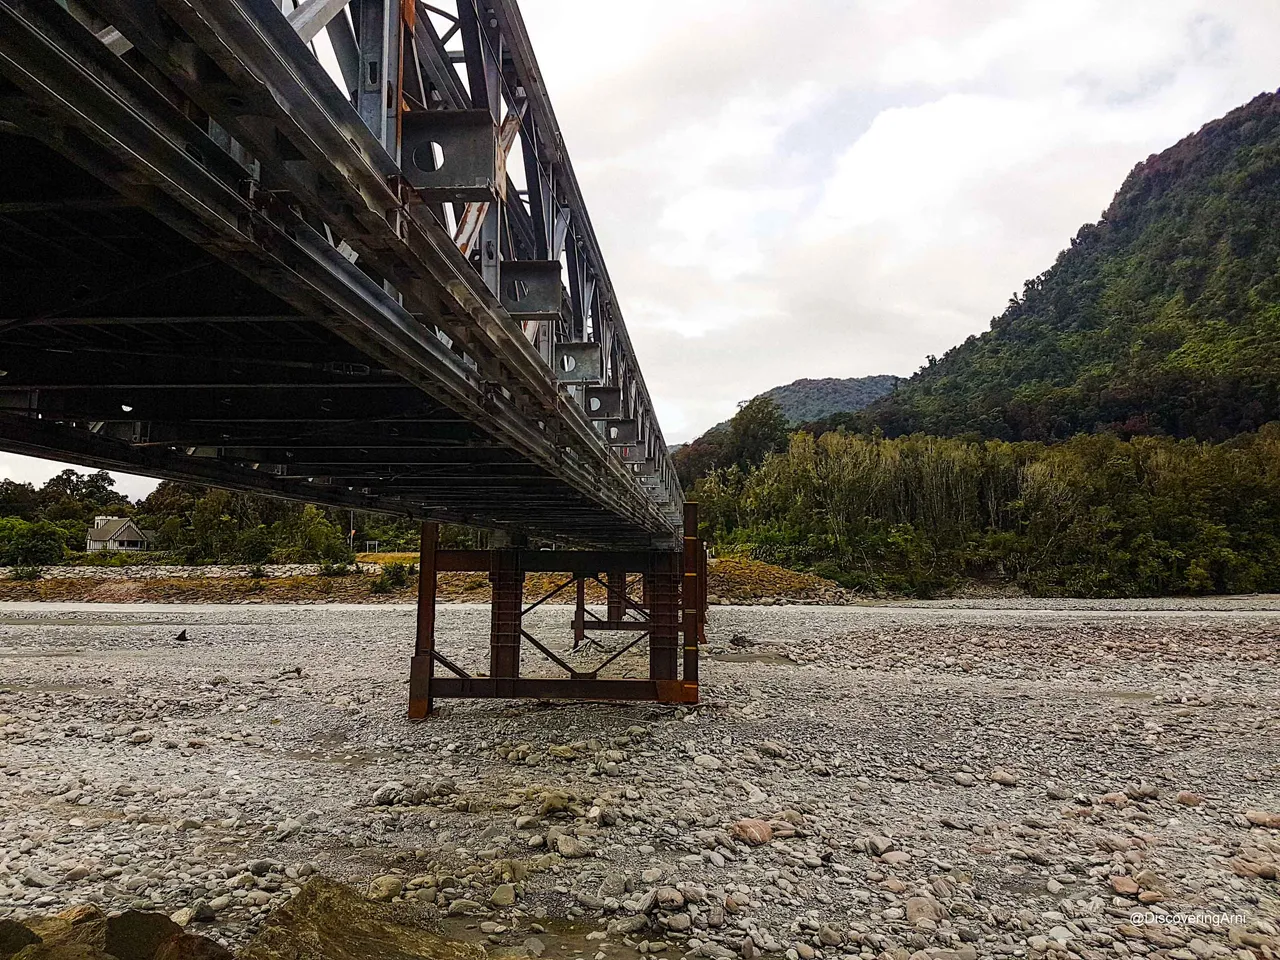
413,141,446,173
225,95,246,109
609,425,619,440
588,397,602,412
560,353,577,373
506,278,529,303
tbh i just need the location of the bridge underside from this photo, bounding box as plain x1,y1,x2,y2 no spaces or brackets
0,132,646,544
0,0,681,548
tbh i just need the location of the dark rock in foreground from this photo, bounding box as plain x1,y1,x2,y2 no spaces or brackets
239,878,484,960
0,919,42,958
5,880,482,960
2,906,229,960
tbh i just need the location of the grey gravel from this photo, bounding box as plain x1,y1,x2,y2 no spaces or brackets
0,600,1278,960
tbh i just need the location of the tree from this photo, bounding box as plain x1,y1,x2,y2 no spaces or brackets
35,469,129,528
724,396,789,473
270,505,352,563
0,518,68,565
0,480,38,520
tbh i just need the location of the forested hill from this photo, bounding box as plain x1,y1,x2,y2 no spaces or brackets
862,91,1280,442
674,375,896,484
755,375,898,424
703,375,898,434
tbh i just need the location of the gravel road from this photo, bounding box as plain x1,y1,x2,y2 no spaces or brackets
1,601,1278,960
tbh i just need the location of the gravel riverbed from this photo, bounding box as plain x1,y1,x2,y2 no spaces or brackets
1,602,1277,960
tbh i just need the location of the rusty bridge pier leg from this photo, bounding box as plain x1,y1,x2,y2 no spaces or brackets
700,535,709,645
490,548,524,697
408,521,438,720
573,576,586,650
649,553,679,682
606,568,626,625
682,502,701,687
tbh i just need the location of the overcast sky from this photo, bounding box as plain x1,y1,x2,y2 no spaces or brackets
3,0,1279,498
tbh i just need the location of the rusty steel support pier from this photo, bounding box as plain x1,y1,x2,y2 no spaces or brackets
409,503,708,717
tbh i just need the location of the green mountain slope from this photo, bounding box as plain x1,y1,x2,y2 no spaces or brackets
866,91,1280,441
675,376,896,484
756,375,899,424
705,375,898,434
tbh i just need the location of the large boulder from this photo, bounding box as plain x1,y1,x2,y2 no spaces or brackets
240,877,488,960
12,946,114,960
1,921,41,960
3,911,226,960
152,934,233,960
58,912,182,960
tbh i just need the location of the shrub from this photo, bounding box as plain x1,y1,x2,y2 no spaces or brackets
235,526,274,564
0,518,67,566
11,565,43,581
319,560,351,577
371,560,416,594
245,564,266,579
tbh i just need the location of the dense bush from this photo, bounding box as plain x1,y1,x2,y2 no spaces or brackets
695,426,1280,598
0,518,69,566
371,561,417,594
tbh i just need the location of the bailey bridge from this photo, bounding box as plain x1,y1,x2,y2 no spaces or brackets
0,0,706,713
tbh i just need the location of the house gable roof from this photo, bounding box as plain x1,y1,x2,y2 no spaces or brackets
87,518,149,543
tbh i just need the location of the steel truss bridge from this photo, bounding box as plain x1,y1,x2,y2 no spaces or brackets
0,0,706,711
0,0,681,547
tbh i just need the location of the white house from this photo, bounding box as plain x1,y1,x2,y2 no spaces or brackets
85,516,157,553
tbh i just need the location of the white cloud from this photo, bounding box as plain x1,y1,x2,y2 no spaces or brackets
514,0,1280,441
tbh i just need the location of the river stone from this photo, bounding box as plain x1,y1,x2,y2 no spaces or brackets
166,911,195,930
905,896,948,923
367,877,403,902
989,768,1019,787
729,819,772,846
555,835,590,859
1109,875,1140,896
240,877,487,960
490,884,517,907
817,925,843,946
